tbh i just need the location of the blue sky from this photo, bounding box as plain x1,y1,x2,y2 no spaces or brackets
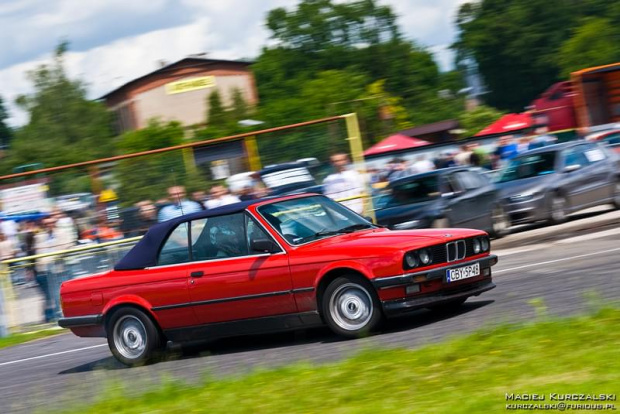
0,0,467,126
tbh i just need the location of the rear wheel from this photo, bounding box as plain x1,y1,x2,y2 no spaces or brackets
321,275,383,338
548,194,567,225
107,308,162,367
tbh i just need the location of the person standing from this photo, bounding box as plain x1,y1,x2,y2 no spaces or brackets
157,186,203,222
322,153,365,215
205,185,240,209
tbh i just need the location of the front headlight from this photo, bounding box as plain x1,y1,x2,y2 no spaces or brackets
404,252,418,269
480,236,490,252
509,189,541,203
418,248,432,265
472,238,481,254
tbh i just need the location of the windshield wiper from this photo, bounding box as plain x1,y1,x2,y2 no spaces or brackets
337,223,375,233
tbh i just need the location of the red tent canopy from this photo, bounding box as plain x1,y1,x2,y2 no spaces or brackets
364,134,430,156
474,113,534,137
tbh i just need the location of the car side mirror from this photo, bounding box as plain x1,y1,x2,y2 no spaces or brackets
563,164,581,173
251,238,279,253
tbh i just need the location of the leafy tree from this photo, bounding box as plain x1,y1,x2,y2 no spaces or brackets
458,104,504,137
206,90,227,127
453,0,619,111
116,120,204,206
0,96,12,148
558,18,620,76
231,88,248,121
0,42,115,193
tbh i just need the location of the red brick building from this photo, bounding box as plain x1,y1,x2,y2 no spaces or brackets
100,57,258,133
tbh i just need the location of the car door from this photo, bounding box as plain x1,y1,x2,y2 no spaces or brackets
443,171,476,227
581,143,615,204
185,212,296,325
560,145,592,209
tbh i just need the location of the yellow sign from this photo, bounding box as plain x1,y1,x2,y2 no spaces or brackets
99,189,118,203
165,76,216,95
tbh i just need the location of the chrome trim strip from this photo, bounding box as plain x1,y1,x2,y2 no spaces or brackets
58,314,102,328
152,287,315,311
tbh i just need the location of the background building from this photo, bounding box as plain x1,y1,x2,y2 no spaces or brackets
101,56,258,133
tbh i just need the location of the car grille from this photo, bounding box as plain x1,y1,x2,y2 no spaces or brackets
428,238,481,266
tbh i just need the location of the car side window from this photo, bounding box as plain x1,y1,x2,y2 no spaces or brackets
452,171,481,192
563,147,590,167
583,144,607,164
446,173,464,193
246,215,281,253
158,223,190,266
191,213,248,260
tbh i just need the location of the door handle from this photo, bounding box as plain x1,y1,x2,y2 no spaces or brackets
190,271,204,278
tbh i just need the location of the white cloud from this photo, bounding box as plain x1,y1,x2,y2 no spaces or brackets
0,0,469,126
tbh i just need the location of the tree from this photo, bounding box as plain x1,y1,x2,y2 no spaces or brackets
206,90,227,127
0,43,115,193
558,18,620,77
231,88,248,121
0,96,12,148
116,120,204,206
458,104,504,138
453,0,618,111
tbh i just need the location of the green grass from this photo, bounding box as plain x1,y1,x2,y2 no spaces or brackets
0,326,63,350
57,308,620,414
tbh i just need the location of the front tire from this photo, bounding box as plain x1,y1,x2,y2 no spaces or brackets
321,275,383,338
107,308,161,367
548,194,567,225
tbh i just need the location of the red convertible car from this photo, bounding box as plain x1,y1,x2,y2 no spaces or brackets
59,194,498,366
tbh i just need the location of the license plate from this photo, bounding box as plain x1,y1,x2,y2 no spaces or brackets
447,263,480,282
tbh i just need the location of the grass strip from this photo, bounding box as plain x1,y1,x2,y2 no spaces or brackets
0,327,63,350
57,308,620,413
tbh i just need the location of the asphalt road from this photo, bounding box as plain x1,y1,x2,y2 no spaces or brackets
1,208,619,413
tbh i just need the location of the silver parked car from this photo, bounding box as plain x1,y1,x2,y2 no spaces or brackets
496,141,620,225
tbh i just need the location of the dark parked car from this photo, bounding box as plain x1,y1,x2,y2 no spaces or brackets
496,141,620,225
374,167,509,238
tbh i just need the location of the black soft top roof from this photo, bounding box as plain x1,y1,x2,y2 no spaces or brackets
114,199,262,271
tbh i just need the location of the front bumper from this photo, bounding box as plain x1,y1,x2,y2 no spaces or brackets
372,254,498,316
381,280,496,316
505,195,547,224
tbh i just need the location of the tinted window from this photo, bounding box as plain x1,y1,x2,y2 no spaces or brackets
603,133,620,147
387,175,441,206
158,223,190,266
191,213,248,260
498,152,557,182
563,146,590,167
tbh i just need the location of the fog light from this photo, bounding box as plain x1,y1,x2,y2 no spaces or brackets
406,284,420,294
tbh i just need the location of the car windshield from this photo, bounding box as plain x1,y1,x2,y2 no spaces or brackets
497,152,557,183
258,196,374,245
380,175,441,208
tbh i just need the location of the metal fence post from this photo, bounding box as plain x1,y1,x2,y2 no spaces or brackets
343,113,375,221
0,263,16,337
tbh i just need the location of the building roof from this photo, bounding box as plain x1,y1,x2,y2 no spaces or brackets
99,57,254,100
399,119,460,137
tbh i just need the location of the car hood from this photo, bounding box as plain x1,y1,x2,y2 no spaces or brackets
296,227,485,254
496,174,556,197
